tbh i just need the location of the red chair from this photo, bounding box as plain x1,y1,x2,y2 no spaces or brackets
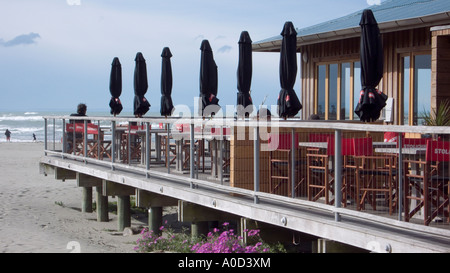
309,133,334,142
65,122,100,158
307,133,334,154
120,125,144,163
401,138,428,149
353,137,396,214
306,136,354,205
403,140,450,225
268,133,301,196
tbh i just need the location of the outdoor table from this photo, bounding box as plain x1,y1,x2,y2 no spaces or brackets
375,146,427,219
299,141,396,150
171,131,230,182
115,125,168,165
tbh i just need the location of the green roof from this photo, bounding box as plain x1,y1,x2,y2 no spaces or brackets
254,0,450,51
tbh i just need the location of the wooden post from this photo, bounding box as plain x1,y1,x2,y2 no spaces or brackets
96,186,108,222
117,195,131,231
191,222,209,238
148,207,163,235
81,187,92,213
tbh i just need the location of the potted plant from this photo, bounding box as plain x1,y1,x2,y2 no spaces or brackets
422,99,450,126
421,99,450,142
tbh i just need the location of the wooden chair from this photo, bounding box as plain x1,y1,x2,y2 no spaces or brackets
161,135,178,167
66,122,99,158
306,136,354,205
307,136,334,204
98,130,111,160
403,140,450,225
66,123,83,155
165,124,201,170
401,138,428,149
120,125,143,163
268,133,302,197
353,137,396,214
307,133,334,154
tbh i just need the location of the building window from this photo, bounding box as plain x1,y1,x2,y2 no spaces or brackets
316,61,360,120
401,54,431,125
317,65,326,119
341,62,351,120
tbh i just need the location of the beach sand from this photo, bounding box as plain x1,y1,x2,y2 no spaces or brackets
0,142,152,253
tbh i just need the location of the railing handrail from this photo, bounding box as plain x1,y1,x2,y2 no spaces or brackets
43,115,450,135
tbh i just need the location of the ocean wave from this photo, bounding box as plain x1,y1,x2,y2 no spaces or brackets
8,127,44,133
0,115,43,121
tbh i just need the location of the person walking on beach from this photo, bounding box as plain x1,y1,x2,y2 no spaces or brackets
5,129,11,142
32,133,36,142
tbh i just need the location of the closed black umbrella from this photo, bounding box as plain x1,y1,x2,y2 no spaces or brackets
109,57,123,116
199,39,220,117
277,21,302,119
355,9,387,122
133,52,150,117
236,31,253,118
160,47,174,117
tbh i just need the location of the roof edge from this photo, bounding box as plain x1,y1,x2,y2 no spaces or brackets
253,11,450,52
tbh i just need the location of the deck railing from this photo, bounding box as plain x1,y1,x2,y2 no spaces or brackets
42,115,450,232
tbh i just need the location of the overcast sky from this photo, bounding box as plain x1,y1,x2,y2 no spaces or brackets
0,0,375,114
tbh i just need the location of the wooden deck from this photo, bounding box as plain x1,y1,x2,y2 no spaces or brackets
39,152,450,253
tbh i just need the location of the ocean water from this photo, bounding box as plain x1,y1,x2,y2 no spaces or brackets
0,111,51,143
0,111,163,143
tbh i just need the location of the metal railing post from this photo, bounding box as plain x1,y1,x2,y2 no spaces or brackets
220,124,224,185
127,121,131,165
44,118,48,156
97,120,101,159
111,120,116,170
72,120,76,155
146,122,150,178
291,128,295,198
190,122,195,188
254,124,260,204
398,133,403,221
84,119,88,163
334,129,342,222
53,119,56,151
62,119,66,158
167,124,171,174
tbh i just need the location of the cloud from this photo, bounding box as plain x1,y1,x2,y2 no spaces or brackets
215,35,226,41
194,35,205,41
217,45,232,53
66,0,81,5
0,33,41,47
367,0,381,5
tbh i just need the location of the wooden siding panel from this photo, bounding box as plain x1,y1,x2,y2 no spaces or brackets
300,27,433,124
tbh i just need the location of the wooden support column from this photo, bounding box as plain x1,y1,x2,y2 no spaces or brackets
117,195,131,231
81,187,93,213
136,189,178,235
39,163,55,177
102,180,135,231
178,201,240,238
314,238,367,253
77,173,103,214
191,222,209,238
148,207,163,236
55,167,76,181
96,186,108,222
101,180,135,196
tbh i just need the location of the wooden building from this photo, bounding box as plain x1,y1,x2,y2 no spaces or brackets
253,0,450,126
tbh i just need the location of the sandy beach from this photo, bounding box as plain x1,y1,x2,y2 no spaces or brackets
0,142,151,253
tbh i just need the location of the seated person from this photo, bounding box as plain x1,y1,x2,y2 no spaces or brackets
67,103,90,152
